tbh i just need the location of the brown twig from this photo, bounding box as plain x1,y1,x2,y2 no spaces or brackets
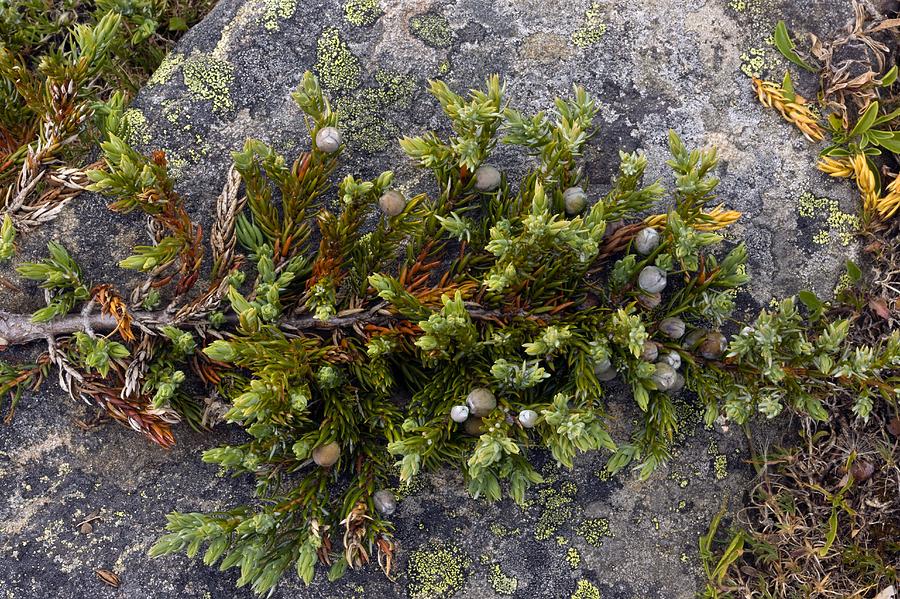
0,305,529,348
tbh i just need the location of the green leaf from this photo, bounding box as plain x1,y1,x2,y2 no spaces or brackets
879,65,897,87
327,557,348,582
781,71,795,102
872,131,900,154
819,507,839,557
846,260,862,283
773,21,817,73
633,384,650,411
168,17,188,31
873,105,900,125
296,542,317,585
797,290,822,312
849,101,879,138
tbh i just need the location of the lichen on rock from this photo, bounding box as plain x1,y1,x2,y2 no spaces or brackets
344,0,382,26
182,53,234,112
336,70,416,152
262,0,297,31
147,52,185,86
409,12,452,48
571,2,607,48
120,108,151,146
407,541,470,599
315,26,362,91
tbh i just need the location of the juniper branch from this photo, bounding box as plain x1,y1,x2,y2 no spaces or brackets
0,306,521,347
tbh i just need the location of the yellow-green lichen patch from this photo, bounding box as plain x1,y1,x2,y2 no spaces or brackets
162,100,182,125
566,546,581,569
262,0,296,31
797,191,859,247
148,52,185,86
410,13,452,48
571,2,607,48
575,518,612,547
571,579,601,599
489,523,520,538
407,542,470,599
315,27,362,92
713,453,728,480
488,564,518,595
336,70,416,152
533,481,577,541
120,108,150,146
739,47,771,78
344,0,381,26
388,459,428,500
672,396,704,444
834,272,852,296
167,154,188,179
729,0,763,14
183,53,234,112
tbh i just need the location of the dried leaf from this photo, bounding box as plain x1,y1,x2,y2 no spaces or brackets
873,586,897,599
868,297,891,320
888,417,900,437
95,569,120,587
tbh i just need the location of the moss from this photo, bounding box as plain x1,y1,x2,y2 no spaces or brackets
120,108,150,146
410,13,452,48
571,2,607,48
263,0,296,31
407,542,470,599
315,27,362,92
571,579,601,599
183,53,234,113
575,518,612,547
336,70,416,152
344,0,382,26
148,53,185,86
566,546,581,569
488,564,518,595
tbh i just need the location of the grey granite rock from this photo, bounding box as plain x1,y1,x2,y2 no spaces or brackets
0,0,868,597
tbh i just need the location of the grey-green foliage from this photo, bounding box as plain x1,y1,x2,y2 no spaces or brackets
0,214,14,261
134,73,896,595
700,296,900,424
16,241,90,322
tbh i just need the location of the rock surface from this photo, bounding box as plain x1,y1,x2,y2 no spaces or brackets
0,0,865,597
